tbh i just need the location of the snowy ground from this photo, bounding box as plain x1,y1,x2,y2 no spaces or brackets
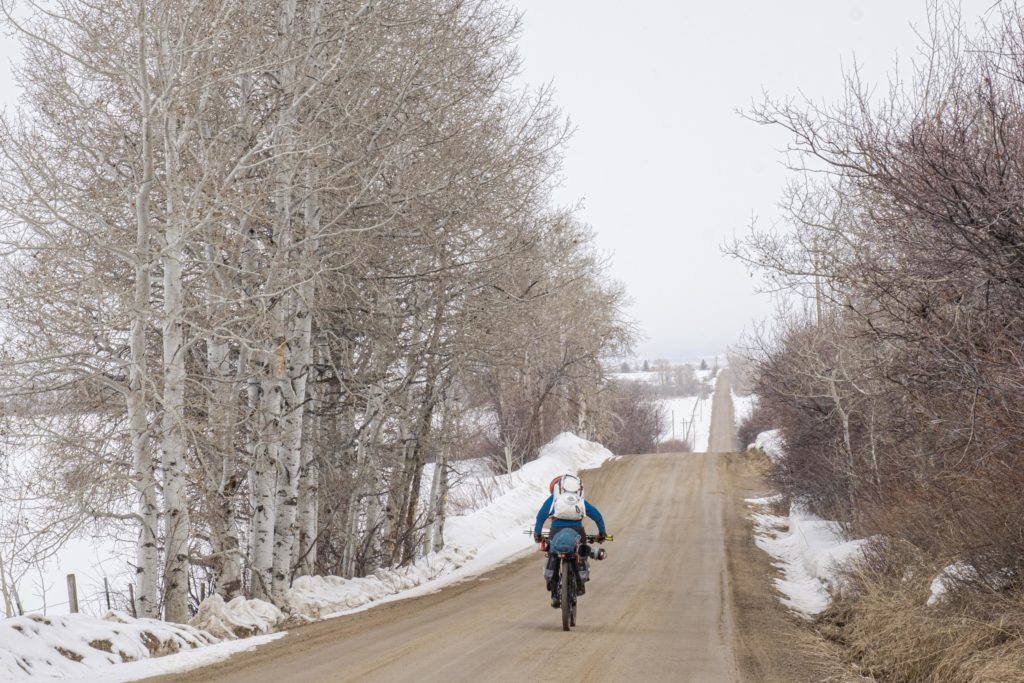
732,391,755,427
659,395,712,451
658,368,717,451
609,359,720,452
746,497,866,618
0,432,615,680
749,429,785,462
744,430,867,618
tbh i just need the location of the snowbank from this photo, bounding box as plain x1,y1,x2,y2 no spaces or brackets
749,429,786,463
748,500,866,618
927,563,973,607
0,611,216,680
190,595,284,640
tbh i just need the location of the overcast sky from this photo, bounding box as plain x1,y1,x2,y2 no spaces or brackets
509,0,995,361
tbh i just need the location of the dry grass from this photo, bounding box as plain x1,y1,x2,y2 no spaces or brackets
820,552,1024,683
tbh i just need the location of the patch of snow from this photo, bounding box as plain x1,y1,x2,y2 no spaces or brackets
190,596,284,640
58,632,286,683
750,429,786,463
745,494,783,507
732,391,756,427
927,563,973,607
926,562,1012,607
747,500,867,618
608,371,660,383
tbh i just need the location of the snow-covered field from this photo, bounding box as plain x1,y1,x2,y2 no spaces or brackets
608,370,660,383
0,432,615,680
611,361,719,452
660,395,712,451
658,368,717,451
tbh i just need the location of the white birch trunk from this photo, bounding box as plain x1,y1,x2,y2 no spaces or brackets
430,447,449,554
252,364,282,601
295,403,319,577
160,103,191,623
423,439,449,555
130,1,159,619
272,300,312,597
266,0,300,603
207,337,243,598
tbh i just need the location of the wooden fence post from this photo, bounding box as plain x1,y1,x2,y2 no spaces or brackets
128,583,137,618
66,574,78,614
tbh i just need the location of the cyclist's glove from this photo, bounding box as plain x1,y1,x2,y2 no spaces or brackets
597,532,607,543
534,533,543,543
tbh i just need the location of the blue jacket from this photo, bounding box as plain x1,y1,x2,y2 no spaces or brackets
534,494,606,536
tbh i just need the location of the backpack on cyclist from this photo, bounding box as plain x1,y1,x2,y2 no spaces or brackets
549,474,585,521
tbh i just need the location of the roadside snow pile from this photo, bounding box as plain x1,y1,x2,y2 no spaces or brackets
927,563,976,607
748,500,867,618
0,610,215,680
190,595,284,639
749,429,786,463
284,550,471,618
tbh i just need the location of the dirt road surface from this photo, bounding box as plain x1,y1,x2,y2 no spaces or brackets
151,370,828,683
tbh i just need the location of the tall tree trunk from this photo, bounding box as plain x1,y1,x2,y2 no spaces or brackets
206,337,243,599
160,104,191,624
130,0,159,618
296,331,328,577
252,360,282,600
295,402,319,577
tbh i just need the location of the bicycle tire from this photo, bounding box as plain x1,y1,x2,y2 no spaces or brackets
561,558,572,631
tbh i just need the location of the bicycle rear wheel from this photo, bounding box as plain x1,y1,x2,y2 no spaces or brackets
560,558,572,631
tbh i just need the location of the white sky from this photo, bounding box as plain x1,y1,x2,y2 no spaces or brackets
509,0,996,360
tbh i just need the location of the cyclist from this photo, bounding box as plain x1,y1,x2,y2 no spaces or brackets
533,473,607,607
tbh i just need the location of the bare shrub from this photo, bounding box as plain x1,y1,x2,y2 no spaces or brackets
658,438,692,453
736,400,773,452
604,380,664,455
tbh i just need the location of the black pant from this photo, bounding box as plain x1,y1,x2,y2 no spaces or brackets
545,526,590,592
